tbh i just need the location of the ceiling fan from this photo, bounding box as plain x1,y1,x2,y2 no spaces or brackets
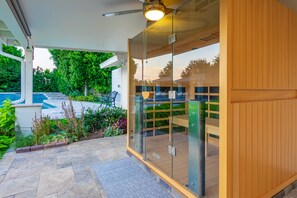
102,0,180,21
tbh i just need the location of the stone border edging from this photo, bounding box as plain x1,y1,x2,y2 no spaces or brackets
16,142,68,153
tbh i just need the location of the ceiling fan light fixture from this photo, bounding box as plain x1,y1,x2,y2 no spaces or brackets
144,1,166,21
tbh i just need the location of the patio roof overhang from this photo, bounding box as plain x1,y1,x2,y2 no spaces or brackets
0,0,186,53
100,53,127,68
0,1,27,47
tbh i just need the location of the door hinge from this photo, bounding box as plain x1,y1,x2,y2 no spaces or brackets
168,90,176,99
168,34,176,44
168,145,176,156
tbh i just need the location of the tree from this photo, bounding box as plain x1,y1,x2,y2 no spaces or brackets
0,45,23,92
49,49,115,96
33,67,58,92
158,61,173,78
180,59,211,78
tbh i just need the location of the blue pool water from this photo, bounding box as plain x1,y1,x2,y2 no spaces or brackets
0,93,55,109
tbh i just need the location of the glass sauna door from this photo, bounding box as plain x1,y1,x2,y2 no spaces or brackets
129,0,220,197
171,0,220,197
142,12,174,177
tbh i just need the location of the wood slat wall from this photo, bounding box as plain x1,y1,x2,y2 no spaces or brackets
233,100,297,197
221,0,297,197
232,0,297,90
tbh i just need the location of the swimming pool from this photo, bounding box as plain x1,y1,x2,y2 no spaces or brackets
0,93,56,109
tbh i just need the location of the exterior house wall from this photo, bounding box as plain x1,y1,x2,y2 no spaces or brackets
112,66,128,109
120,65,128,109
221,0,297,197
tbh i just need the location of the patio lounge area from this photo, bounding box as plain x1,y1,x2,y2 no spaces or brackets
0,135,174,198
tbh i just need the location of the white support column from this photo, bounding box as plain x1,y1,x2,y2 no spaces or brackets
21,62,26,102
25,49,33,104
15,48,41,135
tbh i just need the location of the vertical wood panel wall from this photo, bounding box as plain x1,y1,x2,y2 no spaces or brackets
232,0,297,90
221,0,297,197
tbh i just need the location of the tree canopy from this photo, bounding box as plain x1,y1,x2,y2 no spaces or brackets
0,45,23,92
49,49,114,96
158,61,172,78
33,67,58,92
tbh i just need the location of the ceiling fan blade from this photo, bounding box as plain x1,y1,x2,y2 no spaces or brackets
102,9,143,17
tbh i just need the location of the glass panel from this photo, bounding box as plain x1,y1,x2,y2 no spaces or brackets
210,86,219,93
172,0,220,197
128,32,144,153
128,0,220,196
143,12,173,177
195,87,209,93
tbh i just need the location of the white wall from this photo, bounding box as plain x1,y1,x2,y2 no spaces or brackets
111,65,128,109
120,65,128,109
14,104,42,136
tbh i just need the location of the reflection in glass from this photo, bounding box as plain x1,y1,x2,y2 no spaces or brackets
128,0,220,197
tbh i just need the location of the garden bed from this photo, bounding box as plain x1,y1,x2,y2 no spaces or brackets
1,99,127,158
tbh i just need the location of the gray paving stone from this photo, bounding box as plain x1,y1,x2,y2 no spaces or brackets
95,147,127,162
0,165,10,176
71,156,100,172
10,158,28,169
3,164,56,181
0,135,174,198
74,169,94,184
26,156,56,168
15,190,36,198
37,167,76,197
58,188,79,198
43,193,58,198
76,182,101,198
56,153,86,165
57,161,72,169
0,152,15,166
44,147,68,155
57,187,78,198
15,150,44,159
0,175,39,197
0,174,5,183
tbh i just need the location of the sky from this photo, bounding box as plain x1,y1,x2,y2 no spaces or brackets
134,43,220,81
31,43,219,74
33,48,55,71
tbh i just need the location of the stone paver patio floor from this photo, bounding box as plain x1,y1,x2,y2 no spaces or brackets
0,135,128,198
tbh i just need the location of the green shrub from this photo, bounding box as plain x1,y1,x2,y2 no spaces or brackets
84,107,126,133
32,115,51,145
0,99,16,137
71,95,99,102
0,135,14,149
103,126,123,137
0,135,15,159
38,132,68,144
0,150,6,159
15,135,34,148
55,100,86,142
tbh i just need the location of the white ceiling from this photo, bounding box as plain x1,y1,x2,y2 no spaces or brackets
17,0,148,53
0,0,27,47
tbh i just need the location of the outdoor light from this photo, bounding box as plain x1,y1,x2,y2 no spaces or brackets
144,1,166,21
102,0,168,21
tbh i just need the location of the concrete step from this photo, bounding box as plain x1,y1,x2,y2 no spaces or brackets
44,93,69,100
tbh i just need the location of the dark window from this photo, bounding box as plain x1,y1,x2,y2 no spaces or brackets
195,87,208,93
195,95,208,101
210,86,219,93
210,96,219,101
